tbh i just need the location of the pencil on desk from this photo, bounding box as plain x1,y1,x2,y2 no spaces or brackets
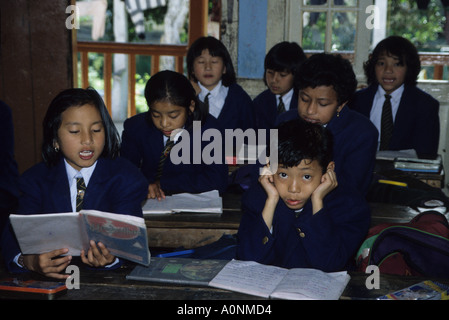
378,179,408,187
155,249,195,258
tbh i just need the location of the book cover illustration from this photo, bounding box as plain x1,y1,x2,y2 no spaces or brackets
377,280,449,300
81,211,150,266
10,210,151,266
126,257,228,286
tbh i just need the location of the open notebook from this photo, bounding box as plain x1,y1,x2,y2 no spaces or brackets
142,190,222,215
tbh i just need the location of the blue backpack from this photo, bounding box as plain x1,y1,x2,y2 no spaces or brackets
356,211,449,278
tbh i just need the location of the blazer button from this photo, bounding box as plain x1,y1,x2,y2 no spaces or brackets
262,236,269,244
297,228,305,238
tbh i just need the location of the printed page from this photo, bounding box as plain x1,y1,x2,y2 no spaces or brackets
208,260,288,298
142,190,222,214
270,268,350,300
9,213,87,256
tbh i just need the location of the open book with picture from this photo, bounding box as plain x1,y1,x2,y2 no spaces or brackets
9,210,150,266
127,258,350,300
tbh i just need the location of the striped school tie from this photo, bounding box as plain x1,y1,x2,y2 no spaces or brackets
76,177,86,212
379,94,393,150
156,139,175,180
277,96,286,114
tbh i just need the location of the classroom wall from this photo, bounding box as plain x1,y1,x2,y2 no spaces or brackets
0,0,74,174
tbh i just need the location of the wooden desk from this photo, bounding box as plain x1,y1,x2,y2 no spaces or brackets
1,260,448,300
145,190,423,250
145,192,242,249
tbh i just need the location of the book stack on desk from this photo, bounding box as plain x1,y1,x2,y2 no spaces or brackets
393,156,442,173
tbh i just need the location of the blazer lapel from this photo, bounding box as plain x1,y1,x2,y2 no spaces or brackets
49,159,72,212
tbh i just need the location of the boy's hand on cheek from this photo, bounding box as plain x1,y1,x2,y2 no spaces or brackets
258,166,279,202
311,169,338,214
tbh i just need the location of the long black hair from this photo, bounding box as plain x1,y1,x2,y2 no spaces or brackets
42,87,120,167
364,36,421,86
144,70,205,128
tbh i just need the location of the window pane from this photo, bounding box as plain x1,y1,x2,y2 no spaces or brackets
302,11,326,51
331,11,356,51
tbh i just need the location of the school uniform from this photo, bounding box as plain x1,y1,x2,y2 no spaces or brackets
199,81,256,130
1,156,148,273
349,84,440,159
237,182,371,271
120,113,229,194
277,106,379,196
253,88,298,129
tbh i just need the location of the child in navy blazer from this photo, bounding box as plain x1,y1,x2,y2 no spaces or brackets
120,70,229,200
187,36,255,131
277,53,378,196
1,88,148,278
349,36,440,159
253,41,306,129
237,118,370,271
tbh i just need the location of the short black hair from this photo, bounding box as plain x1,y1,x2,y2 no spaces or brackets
275,118,333,173
294,53,357,105
42,87,120,167
263,41,306,84
363,36,421,86
186,36,236,87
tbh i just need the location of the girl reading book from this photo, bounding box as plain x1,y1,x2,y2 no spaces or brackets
1,87,148,279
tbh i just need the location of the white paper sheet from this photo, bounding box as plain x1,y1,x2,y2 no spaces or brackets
142,190,223,215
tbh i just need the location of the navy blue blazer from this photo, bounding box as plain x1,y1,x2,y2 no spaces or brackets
253,89,298,129
216,83,256,130
237,182,370,271
277,106,378,196
349,84,440,158
1,157,148,273
121,113,229,194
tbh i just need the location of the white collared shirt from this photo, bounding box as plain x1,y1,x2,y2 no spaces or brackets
64,159,97,212
370,84,404,148
277,88,294,111
198,80,229,119
162,129,184,146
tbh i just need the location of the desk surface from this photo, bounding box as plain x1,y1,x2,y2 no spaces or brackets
3,190,447,301
1,260,448,301
144,191,421,249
